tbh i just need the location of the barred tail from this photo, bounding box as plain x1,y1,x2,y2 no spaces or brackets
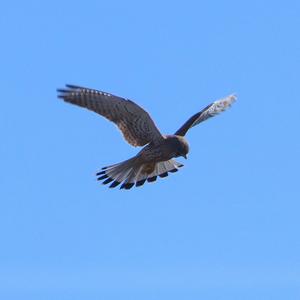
134,159,183,187
96,158,183,190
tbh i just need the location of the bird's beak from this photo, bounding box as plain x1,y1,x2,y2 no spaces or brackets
183,154,187,159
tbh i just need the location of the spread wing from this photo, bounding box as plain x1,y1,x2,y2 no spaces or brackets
175,94,236,136
57,85,164,147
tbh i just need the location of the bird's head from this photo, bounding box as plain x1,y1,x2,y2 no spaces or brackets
173,136,189,159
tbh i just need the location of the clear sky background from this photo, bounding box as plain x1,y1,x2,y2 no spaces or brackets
1,1,300,299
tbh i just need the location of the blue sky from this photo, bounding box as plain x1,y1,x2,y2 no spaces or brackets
1,0,300,299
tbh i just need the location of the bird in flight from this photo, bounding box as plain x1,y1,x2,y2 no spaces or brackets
57,85,236,189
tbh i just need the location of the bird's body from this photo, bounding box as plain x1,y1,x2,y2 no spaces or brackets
57,85,236,189
138,135,189,163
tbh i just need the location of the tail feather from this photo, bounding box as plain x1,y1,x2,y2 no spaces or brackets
96,158,184,190
134,159,183,187
120,167,140,190
146,159,183,181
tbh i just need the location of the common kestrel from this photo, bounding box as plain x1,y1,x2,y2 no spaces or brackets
57,85,236,189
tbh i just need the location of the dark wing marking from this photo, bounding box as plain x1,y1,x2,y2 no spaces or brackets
58,85,164,147
175,94,236,136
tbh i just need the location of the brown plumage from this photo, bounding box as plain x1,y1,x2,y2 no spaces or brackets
57,85,236,189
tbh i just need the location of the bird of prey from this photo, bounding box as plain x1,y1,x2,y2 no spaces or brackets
57,85,236,189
